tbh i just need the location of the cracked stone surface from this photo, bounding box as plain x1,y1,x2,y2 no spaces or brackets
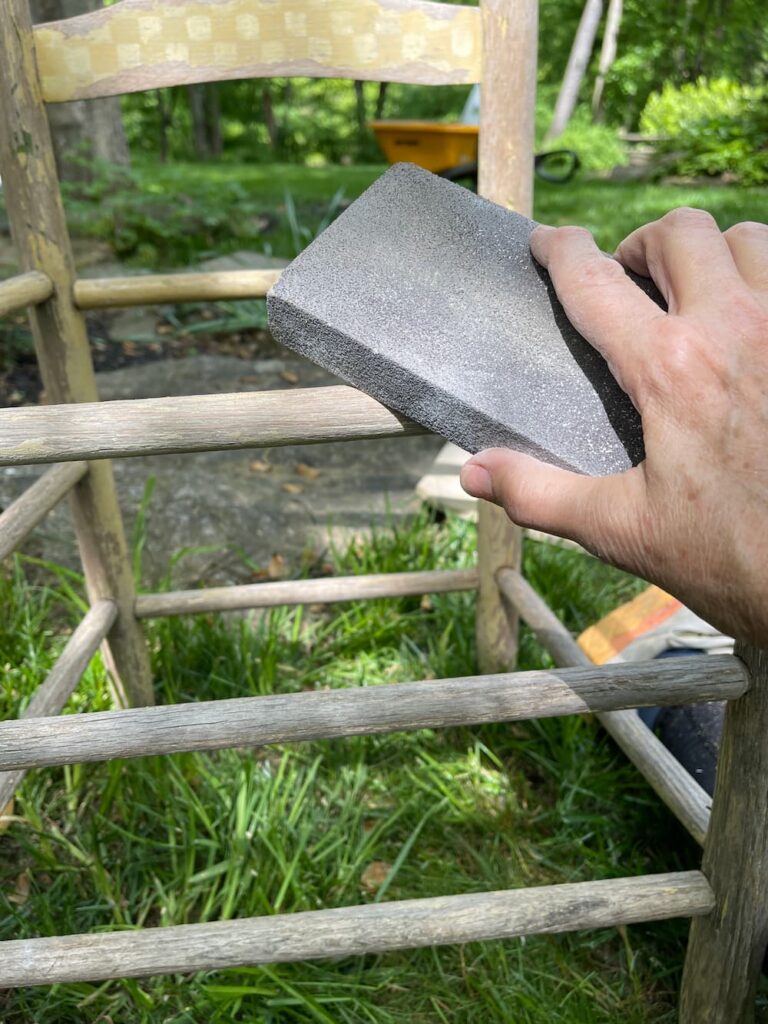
269,162,661,476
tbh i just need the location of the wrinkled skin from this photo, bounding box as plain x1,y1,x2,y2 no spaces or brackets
460,209,768,646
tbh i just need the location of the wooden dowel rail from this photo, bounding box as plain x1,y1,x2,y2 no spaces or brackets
0,870,713,987
136,568,479,618
0,271,53,317
0,461,87,561
0,656,747,772
0,387,425,466
73,269,283,309
0,600,116,811
497,568,722,846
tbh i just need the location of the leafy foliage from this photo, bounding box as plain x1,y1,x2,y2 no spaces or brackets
537,90,628,171
641,78,768,184
542,0,767,130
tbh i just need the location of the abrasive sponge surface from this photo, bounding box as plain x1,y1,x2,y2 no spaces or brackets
267,163,654,476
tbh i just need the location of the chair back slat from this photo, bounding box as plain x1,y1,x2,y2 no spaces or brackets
34,0,482,102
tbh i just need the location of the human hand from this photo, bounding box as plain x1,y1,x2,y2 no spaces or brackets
460,210,768,645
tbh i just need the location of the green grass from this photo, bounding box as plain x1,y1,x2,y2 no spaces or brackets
50,160,768,269
1,510,704,1024
122,160,768,264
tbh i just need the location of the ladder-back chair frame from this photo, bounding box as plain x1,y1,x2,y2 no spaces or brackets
0,0,766,1017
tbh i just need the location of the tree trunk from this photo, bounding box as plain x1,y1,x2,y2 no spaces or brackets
375,82,389,119
353,80,367,135
545,0,603,141
188,84,210,159
157,89,173,164
205,84,223,157
262,86,279,149
591,0,622,121
674,0,696,77
30,0,130,182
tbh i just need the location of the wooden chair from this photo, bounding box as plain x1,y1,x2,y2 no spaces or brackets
0,0,765,1016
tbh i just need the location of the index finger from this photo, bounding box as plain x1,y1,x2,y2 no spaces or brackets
531,224,666,403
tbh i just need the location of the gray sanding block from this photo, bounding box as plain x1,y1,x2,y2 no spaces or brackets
267,162,661,475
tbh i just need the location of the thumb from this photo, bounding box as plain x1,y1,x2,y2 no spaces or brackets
460,448,637,559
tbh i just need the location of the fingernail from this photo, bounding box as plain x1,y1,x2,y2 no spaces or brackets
460,462,493,502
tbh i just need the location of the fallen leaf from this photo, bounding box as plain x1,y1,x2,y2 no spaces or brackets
156,323,174,335
240,375,261,385
268,553,286,579
282,482,304,495
360,861,392,893
294,462,320,480
8,872,30,906
280,369,299,384
249,458,272,473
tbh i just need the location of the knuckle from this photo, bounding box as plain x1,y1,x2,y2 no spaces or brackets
553,225,593,245
653,319,703,379
730,292,768,337
724,220,768,243
570,254,627,290
661,206,718,232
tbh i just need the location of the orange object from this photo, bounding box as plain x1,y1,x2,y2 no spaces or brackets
577,585,684,665
369,120,478,174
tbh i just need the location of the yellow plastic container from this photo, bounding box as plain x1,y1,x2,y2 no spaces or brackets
369,120,479,174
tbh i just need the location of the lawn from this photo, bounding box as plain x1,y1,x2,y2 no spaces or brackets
2,166,768,1022
59,159,768,267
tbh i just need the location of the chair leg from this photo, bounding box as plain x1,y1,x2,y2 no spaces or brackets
473,0,536,675
475,501,522,673
0,0,153,708
679,643,768,1023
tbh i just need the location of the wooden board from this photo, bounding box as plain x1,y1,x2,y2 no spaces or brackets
136,568,479,618
0,655,747,770
34,0,482,102
680,643,768,1022
0,387,424,466
0,271,53,317
0,872,714,986
474,0,537,673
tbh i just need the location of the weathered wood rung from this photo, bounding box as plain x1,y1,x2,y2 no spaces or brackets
0,271,53,317
0,599,116,810
497,568,720,846
0,871,713,987
136,568,479,618
0,461,88,561
0,655,748,771
0,386,424,466
74,269,282,309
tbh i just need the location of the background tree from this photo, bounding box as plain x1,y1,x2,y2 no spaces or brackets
591,0,622,121
545,0,603,140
